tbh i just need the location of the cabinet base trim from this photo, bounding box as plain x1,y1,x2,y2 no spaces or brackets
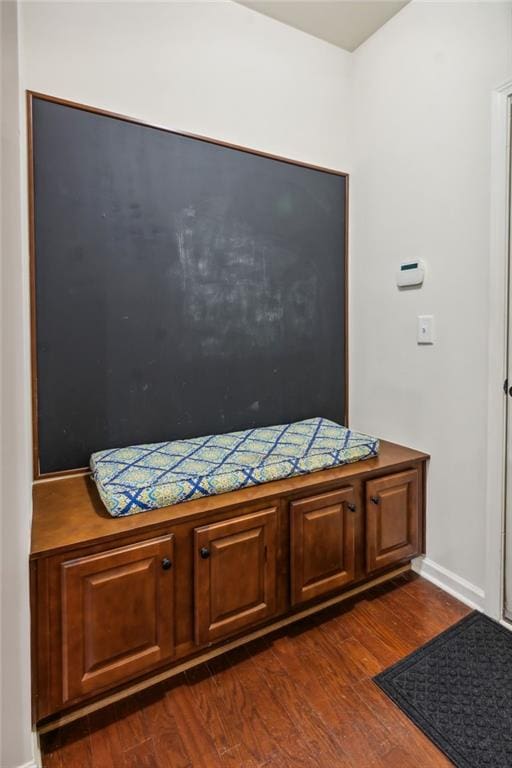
38,563,411,734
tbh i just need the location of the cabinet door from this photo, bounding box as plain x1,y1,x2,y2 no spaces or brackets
366,469,420,572
290,486,357,605
61,535,174,701
194,508,277,645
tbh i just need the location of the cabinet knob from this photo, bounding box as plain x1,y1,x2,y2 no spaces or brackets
370,496,380,505
347,502,356,512
161,557,172,570
200,547,211,559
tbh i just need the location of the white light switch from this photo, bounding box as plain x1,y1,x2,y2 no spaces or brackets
417,315,434,344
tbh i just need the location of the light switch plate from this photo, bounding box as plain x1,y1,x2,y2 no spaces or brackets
417,315,434,344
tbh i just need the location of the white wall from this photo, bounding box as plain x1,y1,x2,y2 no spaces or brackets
1,2,34,767
19,0,352,170
350,0,512,599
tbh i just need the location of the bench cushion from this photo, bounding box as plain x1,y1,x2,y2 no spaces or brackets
90,418,379,517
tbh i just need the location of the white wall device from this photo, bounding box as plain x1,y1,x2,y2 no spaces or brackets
396,259,425,288
417,315,434,344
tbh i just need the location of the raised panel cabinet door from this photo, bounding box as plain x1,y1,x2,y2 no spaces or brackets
366,469,420,572
61,535,175,702
194,508,278,645
290,486,357,605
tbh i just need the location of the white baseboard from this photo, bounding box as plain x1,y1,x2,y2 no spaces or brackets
11,732,42,768
32,728,42,768
412,556,485,612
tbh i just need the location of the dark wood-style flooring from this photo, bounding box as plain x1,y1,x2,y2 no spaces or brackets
41,572,470,767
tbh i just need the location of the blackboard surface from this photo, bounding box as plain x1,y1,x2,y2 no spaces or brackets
31,95,347,475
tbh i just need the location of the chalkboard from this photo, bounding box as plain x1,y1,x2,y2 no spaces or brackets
30,94,347,475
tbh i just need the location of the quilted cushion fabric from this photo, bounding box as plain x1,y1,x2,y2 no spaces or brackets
90,417,379,517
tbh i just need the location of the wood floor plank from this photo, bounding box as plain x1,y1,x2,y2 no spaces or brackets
161,673,223,768
357,596,429,649
113,691,149,752
50,716,92,768
88,704,125,768
209,646,312,766
367,576,471,638
400,573,471,622
184,663,234,758
122,737,159,768
367,581,451,636
297,622,382,686
241,638,336,762
246,636,355,767
138,681,192,768
320,605,403,668
205,652,264,767
41,574,463,768
339,635,383,678
353,679,453,768
351,599,419,655
268,630,391,767
302,602,355,642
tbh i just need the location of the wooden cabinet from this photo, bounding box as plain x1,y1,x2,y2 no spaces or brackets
366,469,420,572
194,507,278,645
31,441,428,724
290,486,357,605
60,535,175,701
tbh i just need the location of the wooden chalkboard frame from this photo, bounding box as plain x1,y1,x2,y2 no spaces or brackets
27,90,349,481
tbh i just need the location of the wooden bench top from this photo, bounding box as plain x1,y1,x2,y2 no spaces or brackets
31,439,428,559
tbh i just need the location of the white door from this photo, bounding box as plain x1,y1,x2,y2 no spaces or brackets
504,97,512,623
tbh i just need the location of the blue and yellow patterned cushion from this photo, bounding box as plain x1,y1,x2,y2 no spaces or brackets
90,418,379,517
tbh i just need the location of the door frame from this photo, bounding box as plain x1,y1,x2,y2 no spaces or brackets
485,79,512,621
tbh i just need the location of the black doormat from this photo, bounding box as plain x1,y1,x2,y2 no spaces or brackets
374,611,512,768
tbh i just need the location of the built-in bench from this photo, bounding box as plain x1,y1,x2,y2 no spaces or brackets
31,438,428,730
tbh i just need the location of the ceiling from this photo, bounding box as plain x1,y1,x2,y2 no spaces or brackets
235,0,409,52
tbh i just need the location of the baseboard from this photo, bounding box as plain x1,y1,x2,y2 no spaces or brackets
14,733,41,768
10,732,42,768
412,556,485,611
32,729,42,768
